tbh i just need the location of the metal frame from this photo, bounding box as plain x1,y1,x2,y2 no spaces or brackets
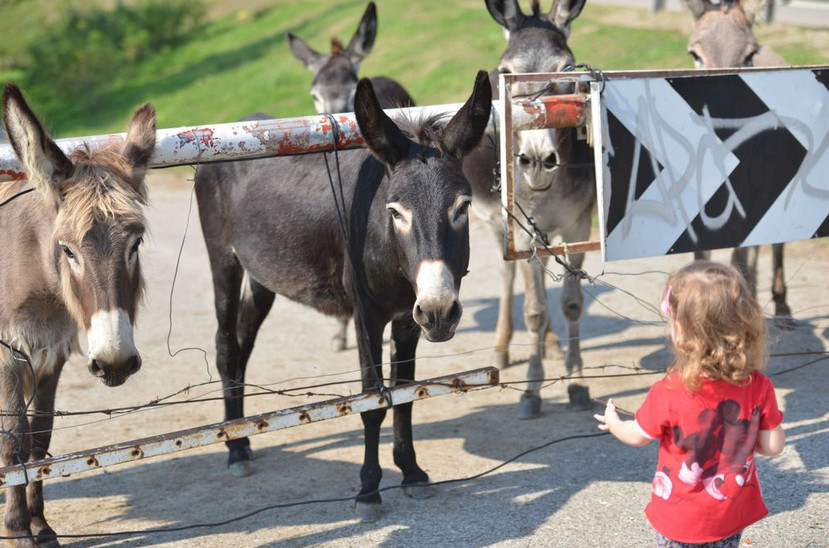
0,367,498,488
499,72,600,261
496,65,827,261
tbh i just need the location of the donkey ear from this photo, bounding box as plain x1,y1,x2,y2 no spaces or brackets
121,103,156,195
2,82,73,203
683,0,710,19
486,0,525,32
346,2,378,65
549,0,587,37
440,70,492,160
288,32,328,73
354,78,410,169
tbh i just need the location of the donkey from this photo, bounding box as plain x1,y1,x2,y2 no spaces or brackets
463,0,594,419
288,1,414,115
684,0,792,326
289,1,415,351
0,83,155,547
195,72,491,522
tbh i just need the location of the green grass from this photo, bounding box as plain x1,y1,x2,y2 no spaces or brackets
1,0,826,137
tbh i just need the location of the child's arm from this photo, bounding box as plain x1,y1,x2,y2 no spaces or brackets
594,398,652,447
755,424,786,456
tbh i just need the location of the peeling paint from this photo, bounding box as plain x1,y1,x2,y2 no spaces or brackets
175,128,215,150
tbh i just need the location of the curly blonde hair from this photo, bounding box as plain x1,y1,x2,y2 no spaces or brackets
663,261,768,391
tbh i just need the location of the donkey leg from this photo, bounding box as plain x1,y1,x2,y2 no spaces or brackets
0,358,38,547
516,259,549,419
771,243,794,330
731,247,759,297
226,274,277,474
561,251,591,410
493,258,516,369
207,253,251,476
25,363,64,548
332,317,349,351
389,319,432,500
354,317,387,522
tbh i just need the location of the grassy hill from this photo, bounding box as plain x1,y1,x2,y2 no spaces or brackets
0,0,826,137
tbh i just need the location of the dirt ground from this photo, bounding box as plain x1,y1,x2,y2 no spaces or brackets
11,168,828,547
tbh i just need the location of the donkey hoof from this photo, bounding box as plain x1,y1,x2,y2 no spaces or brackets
331,336,347,352
493,350,510,369
567,383,592,411
517,393,542,420
354,501,382,523
36,537,60,548
228,460,253,478
33,526,59,548
402,482,436,500
35,528,60,548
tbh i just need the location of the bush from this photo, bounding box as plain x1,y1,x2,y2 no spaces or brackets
24,0,206,98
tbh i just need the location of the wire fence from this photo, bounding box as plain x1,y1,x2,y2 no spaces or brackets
1,91,827,544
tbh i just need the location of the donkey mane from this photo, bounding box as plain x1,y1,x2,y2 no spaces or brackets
61,145,147,240
330,37,345,54
395,114,452,151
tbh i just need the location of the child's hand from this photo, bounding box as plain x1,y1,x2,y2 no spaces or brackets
594,398,620,431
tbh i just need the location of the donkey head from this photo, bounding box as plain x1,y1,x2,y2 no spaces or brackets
487,0,586,80
288,2,378,114
684,0,766,68
487,0,587,194
2,83,155,387
355,71,492,342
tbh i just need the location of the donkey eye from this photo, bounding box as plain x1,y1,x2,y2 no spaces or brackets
742,50,758,67
130,237,143,257
688,50,703,67
389,208,402,220
61,245,76,260
517,154,531,167
542,155,557,170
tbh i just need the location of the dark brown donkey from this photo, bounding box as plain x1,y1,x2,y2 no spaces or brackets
463,0,595,419
684,0,792,326
289,1,415,351
0,83,155,547
195,73,491,522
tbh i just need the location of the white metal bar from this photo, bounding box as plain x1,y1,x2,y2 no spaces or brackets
0,95,593,182
0,367,498,488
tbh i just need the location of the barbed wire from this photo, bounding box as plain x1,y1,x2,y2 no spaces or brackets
1,350,823,544
0,429,611,543
4,346,826,423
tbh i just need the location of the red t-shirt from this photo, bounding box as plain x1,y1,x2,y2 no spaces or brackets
635,372,783,543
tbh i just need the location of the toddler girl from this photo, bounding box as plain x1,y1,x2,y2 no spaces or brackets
594,260,786,547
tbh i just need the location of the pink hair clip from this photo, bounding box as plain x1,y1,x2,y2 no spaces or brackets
660,286,672,316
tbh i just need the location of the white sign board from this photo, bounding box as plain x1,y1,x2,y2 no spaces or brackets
599,68,829,261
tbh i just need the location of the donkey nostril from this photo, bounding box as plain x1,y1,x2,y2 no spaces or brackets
413,303,430,326
88,360,105,377
127,355,142,375
446,300,462,325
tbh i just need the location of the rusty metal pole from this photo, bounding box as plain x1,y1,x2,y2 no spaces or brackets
0,367,498,488
0,98,590,182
